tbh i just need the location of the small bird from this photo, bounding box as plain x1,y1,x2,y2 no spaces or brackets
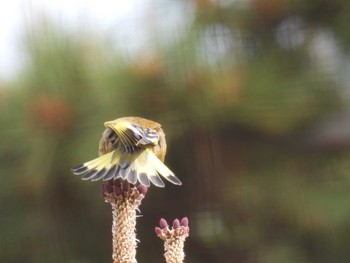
71,117,181,187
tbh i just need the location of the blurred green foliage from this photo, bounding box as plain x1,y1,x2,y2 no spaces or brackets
2,0,350,262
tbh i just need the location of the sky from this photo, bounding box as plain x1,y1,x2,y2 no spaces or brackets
0,0,146,81
0,0,195,83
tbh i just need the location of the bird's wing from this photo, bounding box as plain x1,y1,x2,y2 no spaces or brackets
128,148,182,187
105,121,160,149
71,148,181,187
135,127,159,146
71,150,126,181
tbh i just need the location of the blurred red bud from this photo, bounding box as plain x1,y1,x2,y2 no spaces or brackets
173,219,180,229
123,182,131,192
159,218,168,229
30,95,72,132
113,185,123,196
108,179,114,186
137,185,148,195
113,179,121,188
104,183,113,194
155,227,162,235
180,217,189,227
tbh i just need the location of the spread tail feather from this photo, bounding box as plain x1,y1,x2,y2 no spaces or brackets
71,149,181,187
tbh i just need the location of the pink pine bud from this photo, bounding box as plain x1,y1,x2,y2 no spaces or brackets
173,219,180,229
155,227,162,235
113,179,121,188
113,185,123,196
180,217,189,227
101,183,113,194
159,218,168,229
137,185,148,195
123,182,131,192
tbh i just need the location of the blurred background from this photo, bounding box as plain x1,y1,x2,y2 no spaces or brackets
2,0,350,262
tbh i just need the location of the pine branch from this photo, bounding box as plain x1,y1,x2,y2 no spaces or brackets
101,180,148,263
155,217,190,263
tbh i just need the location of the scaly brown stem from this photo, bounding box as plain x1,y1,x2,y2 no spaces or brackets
103,182,147,263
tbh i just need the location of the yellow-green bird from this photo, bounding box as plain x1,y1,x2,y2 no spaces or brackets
71,117,181,187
